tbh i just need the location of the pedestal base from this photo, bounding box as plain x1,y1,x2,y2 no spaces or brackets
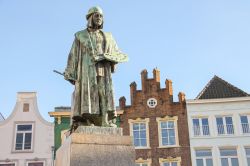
55,126,136,166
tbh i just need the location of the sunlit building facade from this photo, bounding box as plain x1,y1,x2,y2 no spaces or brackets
187,76,250,166
0,92,54,166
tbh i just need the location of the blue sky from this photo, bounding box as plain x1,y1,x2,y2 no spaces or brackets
1,0,250,122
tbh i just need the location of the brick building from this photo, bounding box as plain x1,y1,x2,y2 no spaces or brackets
119,69,192,166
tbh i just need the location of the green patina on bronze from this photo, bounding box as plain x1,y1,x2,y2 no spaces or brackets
54,117,70,153
64,6,128,128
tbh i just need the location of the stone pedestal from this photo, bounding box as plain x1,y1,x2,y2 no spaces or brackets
55,126,136,166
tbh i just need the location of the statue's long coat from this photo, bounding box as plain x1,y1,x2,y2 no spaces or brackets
64,29,119,117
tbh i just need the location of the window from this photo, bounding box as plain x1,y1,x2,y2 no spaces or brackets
192,118,210,136
157,116,179,147
159,157,181,166
129,118,150,149
220,149,239,166
240,115,250,134
14,124,33,151
245,148,250,166
160,121,176,145
162,162,177,166
135,163,148,166
27,162,44,166
216,117,234,135
0,164,16,166
195,149,213,166
147,98,157,108
133,123,147,147
23,103,29,112
135,158,151,166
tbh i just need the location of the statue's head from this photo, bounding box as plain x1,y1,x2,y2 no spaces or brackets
86,6,103,29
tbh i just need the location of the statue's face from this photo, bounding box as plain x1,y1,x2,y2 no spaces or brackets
92,12,103,27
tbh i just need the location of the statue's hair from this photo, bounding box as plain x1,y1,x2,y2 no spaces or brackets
87,13,103,29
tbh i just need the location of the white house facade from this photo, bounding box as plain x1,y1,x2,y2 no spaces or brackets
0,92,54,166
187,76,250,166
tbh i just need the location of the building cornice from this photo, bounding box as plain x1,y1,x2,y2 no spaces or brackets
48,111,71,117
187,96,250,104
190,134,250,140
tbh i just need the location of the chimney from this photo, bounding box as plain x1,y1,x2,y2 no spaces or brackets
119,96,126,109
153,68,160,82
165,79,173,96
141,69,148,92
130,82,137,105
178,92,186,103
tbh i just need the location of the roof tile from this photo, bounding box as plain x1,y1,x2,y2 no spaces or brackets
196,75,249,99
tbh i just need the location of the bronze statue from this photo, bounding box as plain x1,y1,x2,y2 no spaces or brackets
64,6,128,128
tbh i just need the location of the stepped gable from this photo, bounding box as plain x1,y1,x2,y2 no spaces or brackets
196,75,249,99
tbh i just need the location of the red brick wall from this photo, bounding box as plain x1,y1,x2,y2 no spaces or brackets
119,69,192,166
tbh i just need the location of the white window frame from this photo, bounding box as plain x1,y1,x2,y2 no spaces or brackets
240,115,250,134
157,116,179,148
245,147,250,166
192,117,210,136
0,162,17,166
159,157,181,166
136,164,148,166
219,148,239,166
216,116,234,135
129,118,150,149
195,149,213,166
26,161,45,166
13,122,34,152
135,158,151,166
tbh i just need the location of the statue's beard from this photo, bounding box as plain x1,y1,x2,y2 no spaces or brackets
91,23,102,30
87,15,103,30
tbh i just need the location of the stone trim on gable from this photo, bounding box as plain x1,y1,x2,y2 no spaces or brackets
0,92,53,127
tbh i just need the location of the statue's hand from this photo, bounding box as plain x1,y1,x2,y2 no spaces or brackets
64,72,76,85
111,63,117,73
94,54,105,62
69,79,75,85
